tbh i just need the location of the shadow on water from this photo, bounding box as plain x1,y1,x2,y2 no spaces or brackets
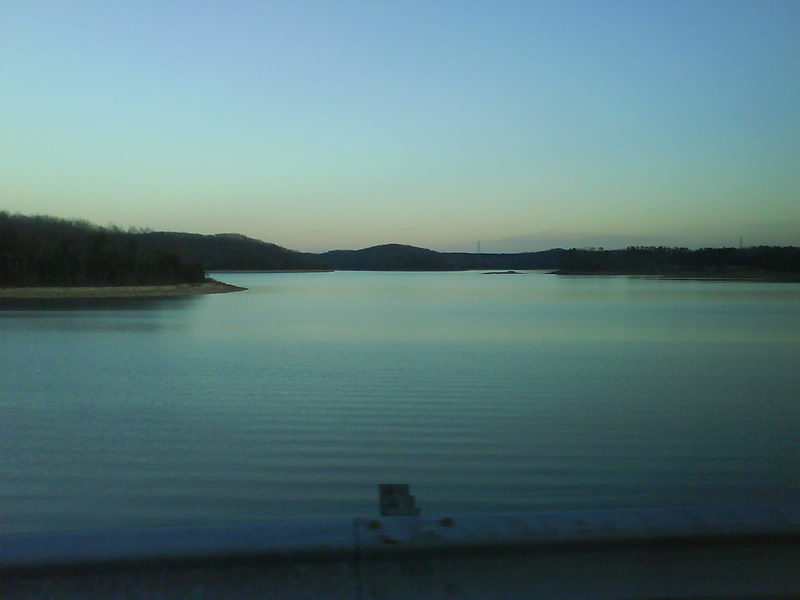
0,294,200,312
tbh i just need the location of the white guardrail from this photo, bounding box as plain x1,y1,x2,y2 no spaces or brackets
2,503,799,571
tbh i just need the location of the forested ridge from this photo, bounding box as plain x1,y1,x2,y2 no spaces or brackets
3,212,798,285
318,243,800,274
140,231,324,271
318,244,565,270
0,213,327,286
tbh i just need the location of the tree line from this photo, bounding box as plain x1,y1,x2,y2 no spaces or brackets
0,212,205,286
556,246,800,274
4,211,797,284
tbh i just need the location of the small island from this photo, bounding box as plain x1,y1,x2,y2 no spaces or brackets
483,270,523,275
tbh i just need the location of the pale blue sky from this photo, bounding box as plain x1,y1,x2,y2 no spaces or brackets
2,1,798,251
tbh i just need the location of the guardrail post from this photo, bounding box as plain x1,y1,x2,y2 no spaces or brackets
379,484,421,516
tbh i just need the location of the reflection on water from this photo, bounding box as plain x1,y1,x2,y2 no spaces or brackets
0,294,200,312
1,272,798,533
0,295,201,332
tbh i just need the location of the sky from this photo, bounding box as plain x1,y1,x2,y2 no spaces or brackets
2,1,798,252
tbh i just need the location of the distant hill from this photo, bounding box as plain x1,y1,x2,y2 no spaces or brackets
140,232,325,271
318,244,454,270
315,244,800,274
316,244,565,271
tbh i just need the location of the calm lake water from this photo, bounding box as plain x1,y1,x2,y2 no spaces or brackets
1,271,799,533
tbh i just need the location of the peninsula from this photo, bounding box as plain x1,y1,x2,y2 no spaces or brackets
0,212,249,299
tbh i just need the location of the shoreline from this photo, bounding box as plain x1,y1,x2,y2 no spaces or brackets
210,269,334,273
549,270,800,282
0,279,247,299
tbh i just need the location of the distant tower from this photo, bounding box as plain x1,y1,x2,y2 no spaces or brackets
739,235,743,249
477,241,481,254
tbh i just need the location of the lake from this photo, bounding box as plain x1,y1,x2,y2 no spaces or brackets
1,271,798,533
